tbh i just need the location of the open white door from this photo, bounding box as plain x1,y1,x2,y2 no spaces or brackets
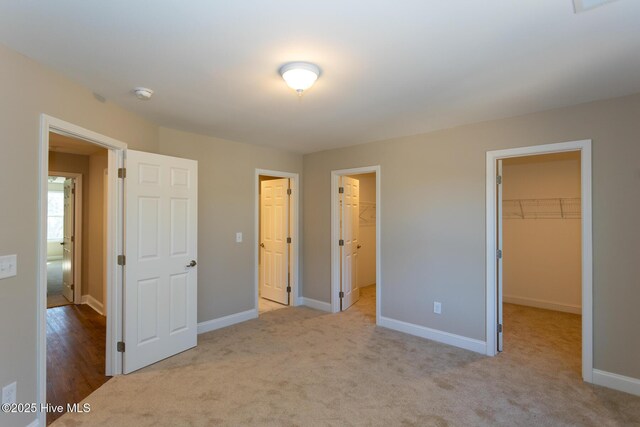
497,159,504,352
61,178,75,303
340,176,360,310
260,178,290,305
124,150,198,373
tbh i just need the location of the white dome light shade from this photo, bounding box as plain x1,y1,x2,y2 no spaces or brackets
279,62,320,95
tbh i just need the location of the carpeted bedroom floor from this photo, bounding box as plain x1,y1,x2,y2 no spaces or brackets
54,285,640,426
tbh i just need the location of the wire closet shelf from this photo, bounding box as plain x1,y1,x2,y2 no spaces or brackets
503,198,581,219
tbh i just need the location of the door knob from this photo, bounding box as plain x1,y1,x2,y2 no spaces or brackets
260,243,265,248
60,242,65,245
357,244,362,249
186,260,197,268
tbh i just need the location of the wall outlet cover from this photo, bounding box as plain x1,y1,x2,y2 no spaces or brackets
434,301,442,314
2,381,17,404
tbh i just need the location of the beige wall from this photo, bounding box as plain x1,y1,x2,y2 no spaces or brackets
0,43,158,426
87,150,108,304
302,93,640,380
502,153,582,313
157,128,303,322
348,173,376,288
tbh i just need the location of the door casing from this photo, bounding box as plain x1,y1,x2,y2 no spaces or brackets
331,166,381,319
38,114,126,426
485,140,593,383
254,169,300,311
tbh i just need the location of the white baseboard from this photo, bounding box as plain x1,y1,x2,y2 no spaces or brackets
297,297,332,312
378,316,487,355
593,369,640,397
81,294,104,316
503,295,581,314
197,309,258,334
26,418,39,427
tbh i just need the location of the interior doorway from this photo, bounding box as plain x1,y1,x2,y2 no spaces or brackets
46,132,110,424
486,140,593,383
255,169,300,314
331,166,381,323
38,115,126,426
46,173,82,308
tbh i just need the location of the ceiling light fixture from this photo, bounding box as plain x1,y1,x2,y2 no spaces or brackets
279,62,320,96
133,87,154,101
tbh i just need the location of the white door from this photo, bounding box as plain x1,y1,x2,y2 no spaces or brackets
61,178,75,303
124,150,198,373
497,159,504,352
340,176,360,310
260,178,290,305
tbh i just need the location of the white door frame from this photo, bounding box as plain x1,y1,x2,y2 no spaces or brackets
485,140,593,383
254,169,300,310
331,166,381,321
48,171,83,304
38,114,126,425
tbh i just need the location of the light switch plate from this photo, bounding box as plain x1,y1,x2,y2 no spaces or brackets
236,232,243,243
0,255,17,280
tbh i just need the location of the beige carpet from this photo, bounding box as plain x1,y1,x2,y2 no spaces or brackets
54,285,640,426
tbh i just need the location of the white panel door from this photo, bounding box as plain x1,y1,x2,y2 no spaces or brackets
124,150,198,373
497,159,504,352
340,176,360,310
61,178,75,303
260,178,290,305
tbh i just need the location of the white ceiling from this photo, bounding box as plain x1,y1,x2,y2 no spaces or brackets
1,1,639,153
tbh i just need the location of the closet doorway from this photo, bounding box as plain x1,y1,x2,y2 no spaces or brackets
486,140,593,382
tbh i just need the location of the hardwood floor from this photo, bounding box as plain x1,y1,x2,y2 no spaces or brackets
46,304,110,425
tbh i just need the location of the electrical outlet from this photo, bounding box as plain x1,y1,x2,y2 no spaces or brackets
235,232,243,243
0,254,17,280
2,381,16,404
434,301,442,315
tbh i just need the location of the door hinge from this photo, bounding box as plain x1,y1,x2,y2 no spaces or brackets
71,235,74,243
339,239,344,246
498,324,503,333
497,175,502,185
118,167,126,179
70,284,74,291
286,286,292,293
338,186,344,194
117,255,126,266
497,249,503,259
286,237,292,244
339,291,344,298
72,187,76,195
287,188,292,195
117,341,125,352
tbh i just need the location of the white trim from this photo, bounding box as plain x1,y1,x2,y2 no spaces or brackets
197,309,258,334
379,316,487,354
49,170,83,304
503,295,582,314
297,297,332,312
592,369,640,397
38,115,127,427
330,166,381,323
26,419,39,427
81,294,105,316
485,140,593,384
254,169,300,311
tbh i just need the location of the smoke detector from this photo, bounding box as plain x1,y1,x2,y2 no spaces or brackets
133,87,154,101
